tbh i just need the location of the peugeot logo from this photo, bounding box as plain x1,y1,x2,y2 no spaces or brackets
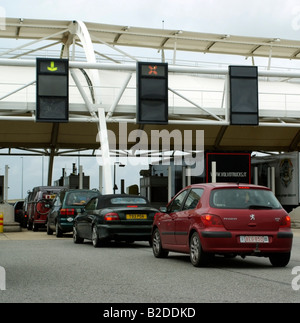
250,214,256,221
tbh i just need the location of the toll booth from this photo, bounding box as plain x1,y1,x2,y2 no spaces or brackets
54,164,90,189
140,152,251,206
252,152,300,212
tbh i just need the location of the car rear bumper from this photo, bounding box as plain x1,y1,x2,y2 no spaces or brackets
58,217,75,233
97,224,152,241
33,219,46,225
200,229,293,255
58,222,73,233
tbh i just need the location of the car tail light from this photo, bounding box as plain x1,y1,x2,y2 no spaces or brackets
104,212,120,221
201,214,224,228
279,215,291,228
60,208,76,216
127,205,138,208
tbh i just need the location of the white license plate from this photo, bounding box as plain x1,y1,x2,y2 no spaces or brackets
240,236,269,243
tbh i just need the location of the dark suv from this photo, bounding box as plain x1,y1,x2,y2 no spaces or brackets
47,189,100,237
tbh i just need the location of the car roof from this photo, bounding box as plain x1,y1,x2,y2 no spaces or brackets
188,183,270,190
65,189,99,193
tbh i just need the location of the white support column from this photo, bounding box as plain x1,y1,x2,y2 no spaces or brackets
211,162,217,183
98,108,113,194
69,21,102,104
4,165,9,202
99,166,103,194
79,165,83,189
68,21,113,194
186,167,192,186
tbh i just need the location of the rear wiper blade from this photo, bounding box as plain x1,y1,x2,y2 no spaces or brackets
248,205,273,210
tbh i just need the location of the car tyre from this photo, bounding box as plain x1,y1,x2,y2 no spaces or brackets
269,252,291,267
152,228,169,258
56,222,63,238
190,232,210,267
92,225,101,248
73,226,84,244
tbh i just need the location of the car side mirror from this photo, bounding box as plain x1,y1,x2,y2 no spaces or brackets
159,206,167,213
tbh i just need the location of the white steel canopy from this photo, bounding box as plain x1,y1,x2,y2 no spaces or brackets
2,18,300,189
3,17,300,60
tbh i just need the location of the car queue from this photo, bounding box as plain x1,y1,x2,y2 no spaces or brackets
14,183,293,268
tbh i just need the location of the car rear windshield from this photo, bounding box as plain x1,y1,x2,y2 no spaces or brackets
210,188,282,209
110,197,148,205
66,191,99,206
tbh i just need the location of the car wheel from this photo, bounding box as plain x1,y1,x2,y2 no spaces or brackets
269,252,291,267
55,222,63,238
152,228,169,258
73,226,84,244
190,232,209,267
92,225,101,248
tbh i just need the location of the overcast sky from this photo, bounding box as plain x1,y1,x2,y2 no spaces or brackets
1,0,300,199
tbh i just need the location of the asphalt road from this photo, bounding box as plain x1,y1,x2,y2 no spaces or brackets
0,230,300,303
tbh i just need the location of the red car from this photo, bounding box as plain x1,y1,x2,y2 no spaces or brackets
152,183,293,267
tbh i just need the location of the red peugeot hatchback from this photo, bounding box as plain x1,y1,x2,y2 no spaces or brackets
152,183,293,267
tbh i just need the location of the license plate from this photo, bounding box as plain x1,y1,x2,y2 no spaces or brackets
240,236,269,243
126,214,147,220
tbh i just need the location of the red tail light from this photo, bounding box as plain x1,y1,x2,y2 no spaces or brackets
60,208,76,216
201,214,224,228
127,205,138,208
279,215,291,228
104,212,120,221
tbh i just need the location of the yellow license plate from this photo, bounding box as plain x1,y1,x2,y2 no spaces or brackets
126,214,147,220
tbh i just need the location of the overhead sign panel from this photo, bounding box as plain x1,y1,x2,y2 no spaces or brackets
36,58,69,123
229,66,259,126
137,62,168,124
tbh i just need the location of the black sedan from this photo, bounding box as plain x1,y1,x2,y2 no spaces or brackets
73,194,159,247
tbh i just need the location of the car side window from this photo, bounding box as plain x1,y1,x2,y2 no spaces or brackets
85,197,98,211
168,190,189,213
182,188,204,210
